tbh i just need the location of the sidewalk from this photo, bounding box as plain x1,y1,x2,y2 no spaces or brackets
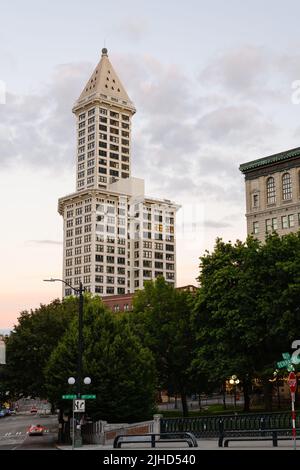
56,438,300,451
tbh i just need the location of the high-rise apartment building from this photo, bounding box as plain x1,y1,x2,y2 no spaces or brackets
240,146,300,242
58,49,179,297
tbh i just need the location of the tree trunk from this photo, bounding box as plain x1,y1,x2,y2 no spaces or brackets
174,394,178,409
180,391,189,416
262,378,273,411
242,378,251,412
222,381,227,410
277,380,281,410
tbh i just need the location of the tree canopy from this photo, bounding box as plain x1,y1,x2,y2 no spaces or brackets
45,295,157,422
3,297,77,399
131,276,197,415
192,233,300,410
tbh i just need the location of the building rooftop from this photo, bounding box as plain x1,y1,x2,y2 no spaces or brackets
73,48,135,112
239,146,300,174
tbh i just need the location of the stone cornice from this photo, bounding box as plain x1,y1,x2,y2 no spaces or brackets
240,147,300,178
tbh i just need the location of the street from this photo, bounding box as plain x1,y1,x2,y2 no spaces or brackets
0,414,58,450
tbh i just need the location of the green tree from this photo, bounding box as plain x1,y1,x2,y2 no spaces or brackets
45,296,156,423
3,298,76,401
131,277,196,416
193,233,300,411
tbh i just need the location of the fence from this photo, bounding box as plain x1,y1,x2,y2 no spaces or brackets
160,412,300,438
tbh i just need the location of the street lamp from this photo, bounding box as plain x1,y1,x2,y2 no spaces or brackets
67,376,91,450
229,375,240,409
44,278,84,446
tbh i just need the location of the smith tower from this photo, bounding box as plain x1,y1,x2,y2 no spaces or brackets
58,49,179,297
73,48,135,192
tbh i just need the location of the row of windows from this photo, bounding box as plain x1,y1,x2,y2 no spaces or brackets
112,304,132,312
65,236,126,246
134,280,175,289
78,154,129,165
252,213,299,234
65,286,126,296
141,270,175,279
140,261,174,269
254,173,295,207
79,109,130,120
78,125,129,138
66,246,126,257
141,250,175,260
80,134,130,146
78,118,130,131
67,225,174,239
141,232,174,241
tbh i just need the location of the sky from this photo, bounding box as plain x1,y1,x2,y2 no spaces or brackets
2,0,300,328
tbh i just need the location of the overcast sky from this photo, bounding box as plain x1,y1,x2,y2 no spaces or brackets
2,0,300,328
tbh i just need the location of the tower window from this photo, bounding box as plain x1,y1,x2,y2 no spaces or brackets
282,173,292,200
253,221,259,234
266,177,276,204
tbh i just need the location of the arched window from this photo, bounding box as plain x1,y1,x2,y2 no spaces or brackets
266,177,276,204
282,173,292,200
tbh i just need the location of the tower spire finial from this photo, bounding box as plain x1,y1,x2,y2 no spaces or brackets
102,39,108,57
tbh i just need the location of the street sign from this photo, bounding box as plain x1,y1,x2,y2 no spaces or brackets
277,352,295,371
62,394,77,399
277,359,290,368
81,395,96,399
74,399,85,412
288,372,297,394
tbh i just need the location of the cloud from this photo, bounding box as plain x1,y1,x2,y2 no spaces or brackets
117,17,149,42
203,220,232,229
1,49,295,220
201,46,268,94
0,62,91,170
26,240,62,246
196,105,277,145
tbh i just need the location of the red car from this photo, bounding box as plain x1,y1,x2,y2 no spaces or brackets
28,424,45,436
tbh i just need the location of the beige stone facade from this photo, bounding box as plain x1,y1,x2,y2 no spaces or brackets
240,147,300,243
58,49,179,297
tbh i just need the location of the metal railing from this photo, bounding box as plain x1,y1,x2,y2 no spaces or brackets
113,432,198,448
161,412,300,438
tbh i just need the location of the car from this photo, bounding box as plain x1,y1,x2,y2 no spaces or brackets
28,424,45,436
0,409,9,417
30,406,38,413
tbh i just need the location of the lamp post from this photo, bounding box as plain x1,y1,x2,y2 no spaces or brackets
44,278,84,446
229,375,240,409
68,376,91,450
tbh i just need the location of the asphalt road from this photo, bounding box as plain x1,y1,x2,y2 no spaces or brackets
0,414,58,450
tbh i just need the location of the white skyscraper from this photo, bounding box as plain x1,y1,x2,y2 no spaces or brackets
58,49,179,297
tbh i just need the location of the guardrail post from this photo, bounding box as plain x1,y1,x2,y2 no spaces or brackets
218,419,224,447
260,417,265,436
272,431,278,447
153,414,162,435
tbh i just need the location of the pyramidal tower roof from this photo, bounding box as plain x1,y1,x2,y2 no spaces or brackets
73,48,135,113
